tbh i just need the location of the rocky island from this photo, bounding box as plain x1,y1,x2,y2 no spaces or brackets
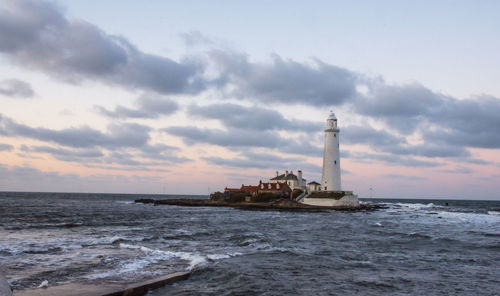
134,195,384,212
136,111,379,212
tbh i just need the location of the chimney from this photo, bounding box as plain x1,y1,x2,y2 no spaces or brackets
286,170,288,175
276,171,279,177
298,170,303,185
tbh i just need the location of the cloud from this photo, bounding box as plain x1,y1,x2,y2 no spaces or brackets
209,50,357,105
1,2,498,170
385,144,470,158
383,174,426,181
95,95,179,119
19,143,189,169
1,112,190,169
0,0,204,94
0,2,357,103
342,125,406,146
338,125,477,162
0,79,34,98
423,96,500,149
164,126,282,148
352,81,500,150
189,103,321,131
164,125,322,156
347,151,442,168
0,143,13,151
180,31,216,47
0,164,168,193
0,113,151,148
354,83,442,133
204,150,321,172
138,143,188,162
20,145,103,162
439,166,473,174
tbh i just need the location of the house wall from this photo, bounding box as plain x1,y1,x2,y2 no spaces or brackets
307,183,321,192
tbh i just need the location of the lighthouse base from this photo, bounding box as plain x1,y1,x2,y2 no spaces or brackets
302,191,359,207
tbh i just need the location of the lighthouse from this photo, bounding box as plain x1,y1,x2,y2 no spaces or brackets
321,111,341,191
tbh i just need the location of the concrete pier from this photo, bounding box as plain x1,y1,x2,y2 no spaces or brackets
14,271,190,296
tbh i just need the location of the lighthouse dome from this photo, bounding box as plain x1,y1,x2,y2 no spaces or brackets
328,111,337,120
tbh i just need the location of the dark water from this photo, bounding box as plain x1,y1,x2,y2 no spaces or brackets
0,192,499,295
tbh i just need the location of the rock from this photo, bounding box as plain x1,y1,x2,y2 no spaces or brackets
134,199,155,204
209,191,224,202
134,197,385,212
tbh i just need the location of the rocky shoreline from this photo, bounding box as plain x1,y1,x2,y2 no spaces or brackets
134,198,386,212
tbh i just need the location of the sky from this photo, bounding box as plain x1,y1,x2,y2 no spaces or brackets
1,0,499,199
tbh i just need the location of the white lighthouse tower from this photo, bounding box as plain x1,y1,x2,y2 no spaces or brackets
321,111,341,191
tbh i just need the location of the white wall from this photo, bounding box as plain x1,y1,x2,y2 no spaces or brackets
302,195,359,207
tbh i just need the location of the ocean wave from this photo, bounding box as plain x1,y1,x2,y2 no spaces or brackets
384,202,500,225
110,236,127,245
1,243,83,256
115,201,134,205
467,230,500,237
206,252,242,261
392,202,441,210
408,232,432,239
3,222,84,230
37,280,49,288
435,211,500,223
80,235,144,247
119,243,249,270
119,243,206,270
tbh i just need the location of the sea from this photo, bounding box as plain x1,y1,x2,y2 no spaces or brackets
0,192,499,296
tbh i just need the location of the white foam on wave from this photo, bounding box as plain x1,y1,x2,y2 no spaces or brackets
110,235,125,244
206,252,242,261
393,202,440,210
82,235,144,247
115,201,134,205
206,254,230,260
120,243,207,270
88,243,245,280
37,280,48,288
488,211,500,216
436,210,500,224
